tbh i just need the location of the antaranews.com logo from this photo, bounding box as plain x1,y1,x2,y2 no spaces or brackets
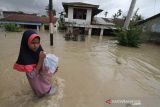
105,99,141,106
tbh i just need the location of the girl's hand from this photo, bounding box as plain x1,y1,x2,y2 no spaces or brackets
55,67,59,73
36,51,46,72
39,51,46,60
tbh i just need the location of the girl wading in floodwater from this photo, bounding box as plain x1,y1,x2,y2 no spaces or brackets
13,30,58,97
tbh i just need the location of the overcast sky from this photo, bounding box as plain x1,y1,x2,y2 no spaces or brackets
0,0,160,19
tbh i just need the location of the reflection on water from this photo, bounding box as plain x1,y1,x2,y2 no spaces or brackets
0,32,160,107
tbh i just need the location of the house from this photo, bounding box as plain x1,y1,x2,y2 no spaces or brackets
62,2,116,36
0,10,37,18
0,10,57,32
138,13,160,43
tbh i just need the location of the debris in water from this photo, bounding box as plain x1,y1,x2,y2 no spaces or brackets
116,57,127,64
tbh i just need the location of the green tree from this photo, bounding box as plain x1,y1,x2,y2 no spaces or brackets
104,11,108,17
132,8,144,22
114,8,144,47
113,9,122,19
115,26,142,47
41,15,47,17
58,11,66,30
4,24,22,32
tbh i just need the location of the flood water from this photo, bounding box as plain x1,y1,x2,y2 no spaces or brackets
0,31,160,107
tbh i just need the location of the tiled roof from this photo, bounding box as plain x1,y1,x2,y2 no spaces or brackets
0,14,56,24
92,17,114,26
112,18,125,26
102,18,125,26
3,11,37,18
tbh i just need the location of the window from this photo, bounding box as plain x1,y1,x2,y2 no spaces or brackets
152,23,160,33
73,8,87,19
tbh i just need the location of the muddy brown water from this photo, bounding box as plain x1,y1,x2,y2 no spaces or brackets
0,31,160,107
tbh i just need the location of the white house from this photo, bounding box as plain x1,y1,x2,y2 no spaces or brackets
62,2,116,36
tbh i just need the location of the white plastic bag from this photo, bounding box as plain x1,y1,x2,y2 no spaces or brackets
43,53,59,73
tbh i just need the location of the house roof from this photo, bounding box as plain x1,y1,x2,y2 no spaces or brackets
112,18,125,27
92,17,114,26
62,2,99,8
62,2,103,17
102,18,113,23
138,13,160,25
2,11,37,18
103,18,125,27
0,14,56,24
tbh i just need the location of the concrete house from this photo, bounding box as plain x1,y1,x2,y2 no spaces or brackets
62,2,116,36
0,10,56,32
138,13,160,43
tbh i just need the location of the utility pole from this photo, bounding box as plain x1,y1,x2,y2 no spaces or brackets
123,0,137,30
49,0,53,46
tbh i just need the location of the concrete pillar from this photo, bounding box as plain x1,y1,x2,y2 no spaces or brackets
40,24,45,32
86,9,92,24
37,25,39,33
100,28,104,37
68,7,73,20
123,0,137,30
88,28,92,36
0,9,4,19
68,27,73,33
54,24,57,32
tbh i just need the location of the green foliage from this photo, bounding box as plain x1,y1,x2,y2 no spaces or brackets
41,15,47,17
113,9,122,19
115,26,142,47
58,12,66,30
58,20,66,30
4,24,22,32
0,24,3,28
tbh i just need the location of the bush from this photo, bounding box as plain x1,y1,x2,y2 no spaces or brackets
4,24,22,32
58,20,66,30
115,27,142,47
0,24,3,28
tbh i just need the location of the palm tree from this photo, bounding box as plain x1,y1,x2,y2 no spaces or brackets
113,14,117,19
117,9,122,17
58,11,66,30
112,9,122,19
104,11,108,17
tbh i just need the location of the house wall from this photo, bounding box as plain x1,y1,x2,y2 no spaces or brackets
140,17,160,43
68,7,92,25
86,8,92,24
0,9,4,19
68,7,73,19
142,17,160,33
65,5,115,36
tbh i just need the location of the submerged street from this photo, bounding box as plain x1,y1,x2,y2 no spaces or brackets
0,31,160,107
